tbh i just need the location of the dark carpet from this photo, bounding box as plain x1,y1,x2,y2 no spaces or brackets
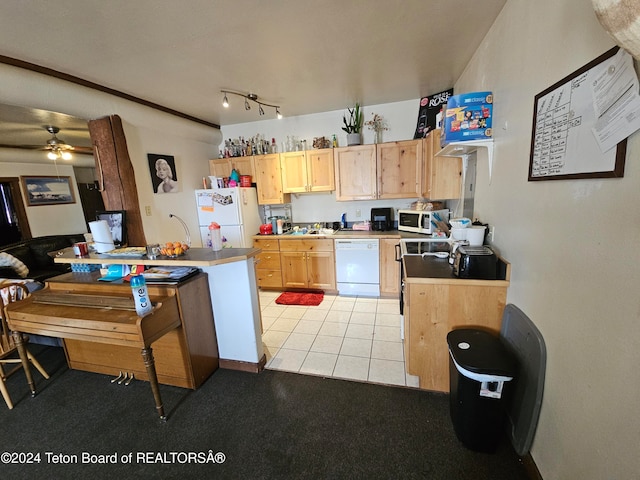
0,346,530,480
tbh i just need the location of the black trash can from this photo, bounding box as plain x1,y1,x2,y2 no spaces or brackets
447,328,517,453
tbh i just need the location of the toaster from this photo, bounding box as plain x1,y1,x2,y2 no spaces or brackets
453,245,498,279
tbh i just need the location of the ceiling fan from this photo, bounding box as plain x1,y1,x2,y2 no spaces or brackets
0,124,94,157
44,125,75,160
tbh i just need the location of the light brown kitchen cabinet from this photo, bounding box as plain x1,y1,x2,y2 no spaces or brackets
376,139,423,199
209,157,255,179
253,153,291,205
422,130,462,200
280,149,335,193
253,237,282,289
334,145,377,201
379,239,400,297
404,279,508,392
231,156,255,178
209,158,231,178
279,238,335,291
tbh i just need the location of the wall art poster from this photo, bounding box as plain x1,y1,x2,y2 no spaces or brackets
147,154,179,193
414,88,454,139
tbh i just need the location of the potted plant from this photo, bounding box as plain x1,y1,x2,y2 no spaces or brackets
342,103,364,146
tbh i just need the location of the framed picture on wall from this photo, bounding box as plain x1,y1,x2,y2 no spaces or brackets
20,176,76,206
147,154,179,194
96,210,126,247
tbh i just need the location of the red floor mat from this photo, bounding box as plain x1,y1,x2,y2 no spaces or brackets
275,291,324,306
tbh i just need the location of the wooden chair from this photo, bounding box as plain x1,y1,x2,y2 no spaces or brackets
0,282,50,409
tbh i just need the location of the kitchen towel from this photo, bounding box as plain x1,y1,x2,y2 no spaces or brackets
89,220,115,253
275,291,324,306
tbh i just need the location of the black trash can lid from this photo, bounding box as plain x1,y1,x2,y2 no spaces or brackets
447,329,517,378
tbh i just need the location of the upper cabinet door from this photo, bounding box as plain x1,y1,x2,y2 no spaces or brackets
280,151,308,193
422,131,462,200
254,153,291,205
209,158,232,178
281,150,335,193
334,145,377,201
307,149,335,192
231,156,255,179
376,139,423,199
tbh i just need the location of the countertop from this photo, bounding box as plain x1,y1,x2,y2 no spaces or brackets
253,229,435,240
53,247,261,267
403,254,511,286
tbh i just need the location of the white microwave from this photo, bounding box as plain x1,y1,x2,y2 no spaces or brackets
397,209,449,234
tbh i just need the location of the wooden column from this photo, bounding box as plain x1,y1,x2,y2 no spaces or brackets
88,115,146,246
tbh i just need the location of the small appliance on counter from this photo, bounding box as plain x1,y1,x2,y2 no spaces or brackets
371,207,394,231
398,209,449,235
453,245,497,279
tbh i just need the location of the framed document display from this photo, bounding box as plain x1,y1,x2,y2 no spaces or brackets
528,46,627,181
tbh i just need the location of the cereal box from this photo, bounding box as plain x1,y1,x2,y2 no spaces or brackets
442,91,493,145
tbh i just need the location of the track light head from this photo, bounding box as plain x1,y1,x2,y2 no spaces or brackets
222,93,229,108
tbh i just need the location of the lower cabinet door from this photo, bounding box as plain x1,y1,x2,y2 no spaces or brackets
281,251,308,289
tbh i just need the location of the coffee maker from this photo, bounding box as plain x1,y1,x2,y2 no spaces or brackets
370,207,394,231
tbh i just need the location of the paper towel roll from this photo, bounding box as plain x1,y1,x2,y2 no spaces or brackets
89,220,115,253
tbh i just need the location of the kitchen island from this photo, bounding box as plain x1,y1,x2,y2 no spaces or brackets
402,254,511,392
53,247,265,372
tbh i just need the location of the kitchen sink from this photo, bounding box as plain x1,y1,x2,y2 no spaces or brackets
288,228,336,236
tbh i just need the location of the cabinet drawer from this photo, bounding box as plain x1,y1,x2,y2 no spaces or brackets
279,238,334,252
254,238,279,250
257,251,281,269
256,269,283,288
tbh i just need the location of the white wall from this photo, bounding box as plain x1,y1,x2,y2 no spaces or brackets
456,1,640,479
0,63,221,245
0,162,87,236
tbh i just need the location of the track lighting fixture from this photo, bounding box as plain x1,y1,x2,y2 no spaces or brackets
220,90,282,119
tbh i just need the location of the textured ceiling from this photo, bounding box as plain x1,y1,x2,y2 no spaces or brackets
0,0,506,165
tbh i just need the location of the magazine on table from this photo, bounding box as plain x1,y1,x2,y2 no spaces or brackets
141,266,199,282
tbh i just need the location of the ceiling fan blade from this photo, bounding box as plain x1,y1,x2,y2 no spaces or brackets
0,143,94,155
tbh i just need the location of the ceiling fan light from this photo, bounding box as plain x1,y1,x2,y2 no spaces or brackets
61,151,72,160
47,151,58,160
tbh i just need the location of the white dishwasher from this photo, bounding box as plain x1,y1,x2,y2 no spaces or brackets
334,239,380,297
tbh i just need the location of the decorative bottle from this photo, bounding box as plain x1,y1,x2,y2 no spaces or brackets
130,275,152,316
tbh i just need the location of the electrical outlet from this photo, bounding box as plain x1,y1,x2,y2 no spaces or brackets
488,226,495,242
145,206,152,216
356,209,361,218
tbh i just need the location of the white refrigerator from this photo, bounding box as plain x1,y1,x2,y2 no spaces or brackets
195,187,261,248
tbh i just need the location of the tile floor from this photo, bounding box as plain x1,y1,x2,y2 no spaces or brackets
259,290,420,388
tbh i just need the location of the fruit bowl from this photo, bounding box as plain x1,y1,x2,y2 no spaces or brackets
160,242,190,257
